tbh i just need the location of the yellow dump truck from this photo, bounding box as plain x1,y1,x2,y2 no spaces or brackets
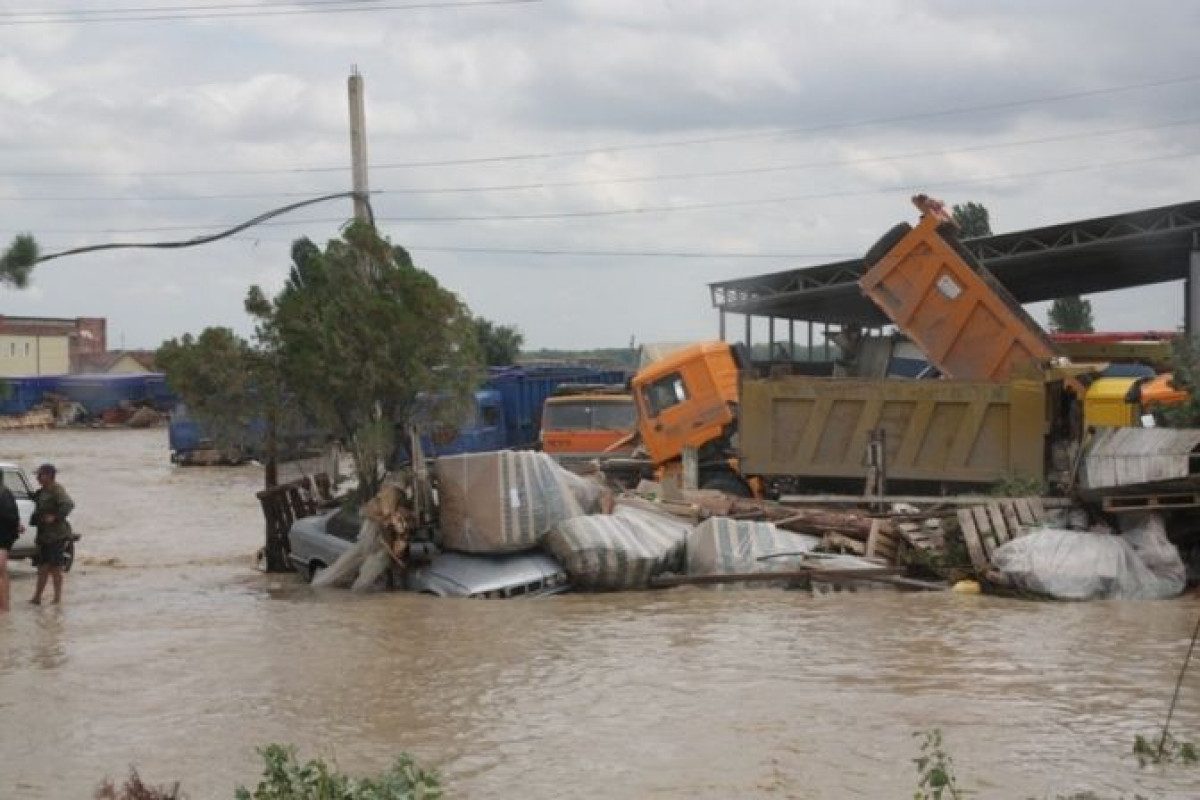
625,198,1085,495
628,339,1069,496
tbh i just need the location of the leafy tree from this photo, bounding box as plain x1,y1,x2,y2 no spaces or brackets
1157,336,1200,427
951,202,992,238
155,328,303,481
473,318,524,366
246,221,481,500
1047,295,1095,333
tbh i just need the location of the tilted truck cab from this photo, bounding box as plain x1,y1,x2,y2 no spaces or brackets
630,341,742,483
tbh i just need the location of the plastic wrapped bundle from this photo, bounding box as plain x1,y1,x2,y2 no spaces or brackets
436,450,605,554
544,503,692,590
989,512,1185,600
686,517,821,581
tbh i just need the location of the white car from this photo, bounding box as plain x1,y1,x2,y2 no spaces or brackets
1,462,77,570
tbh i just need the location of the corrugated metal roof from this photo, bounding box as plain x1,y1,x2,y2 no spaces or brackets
1081,427,1200,490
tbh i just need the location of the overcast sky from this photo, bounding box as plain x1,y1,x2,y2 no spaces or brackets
2,0,1199,351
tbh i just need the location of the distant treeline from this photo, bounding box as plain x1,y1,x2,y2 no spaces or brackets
520,348,639,370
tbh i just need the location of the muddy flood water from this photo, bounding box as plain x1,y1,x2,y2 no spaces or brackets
2,428,1200,799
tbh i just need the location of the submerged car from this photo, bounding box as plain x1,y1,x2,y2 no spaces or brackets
0,462,77,571
286,507,569,598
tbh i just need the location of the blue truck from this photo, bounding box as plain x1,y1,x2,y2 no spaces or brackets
168,366,629,465
416,366,628,457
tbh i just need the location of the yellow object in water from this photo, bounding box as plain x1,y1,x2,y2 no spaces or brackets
953,579,982,594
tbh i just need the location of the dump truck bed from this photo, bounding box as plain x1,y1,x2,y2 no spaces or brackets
859,214,1060,383
738,375,1046,484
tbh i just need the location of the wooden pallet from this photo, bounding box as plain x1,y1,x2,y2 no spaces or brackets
1101,493,1200,512
956,497,1047,575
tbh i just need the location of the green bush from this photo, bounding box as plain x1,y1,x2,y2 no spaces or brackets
235,744,441,800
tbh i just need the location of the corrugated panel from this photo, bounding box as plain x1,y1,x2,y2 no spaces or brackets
1081,427,1200,490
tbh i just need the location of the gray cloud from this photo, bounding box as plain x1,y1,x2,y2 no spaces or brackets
1,0,1198,351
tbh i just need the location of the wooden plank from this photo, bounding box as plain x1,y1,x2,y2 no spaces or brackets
823,532,866,555
1013,498,1035,526
1027,496,1046,523
779,494,1070,507
999,501,1022,540
650,566,908,589
1101,493,1200,512
971,505,996,558
986,502,1010,545
957,508,989,574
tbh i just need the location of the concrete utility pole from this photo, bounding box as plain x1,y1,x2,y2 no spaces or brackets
347,67,370,223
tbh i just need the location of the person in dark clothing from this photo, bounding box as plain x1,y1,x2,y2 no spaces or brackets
0,473,23,613
30,463,73,606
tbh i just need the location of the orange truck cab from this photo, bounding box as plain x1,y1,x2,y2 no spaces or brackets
539,393,637,461
629,340,749,493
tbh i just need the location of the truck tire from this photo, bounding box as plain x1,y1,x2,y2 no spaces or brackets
700,471,752,498
863,223,912,268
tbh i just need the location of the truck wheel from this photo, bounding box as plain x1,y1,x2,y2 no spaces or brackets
700,471,752,498
863,223,912,267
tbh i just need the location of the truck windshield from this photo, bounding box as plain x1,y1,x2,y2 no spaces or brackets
542,402,592,430
643,372,688,417
592,401,636,430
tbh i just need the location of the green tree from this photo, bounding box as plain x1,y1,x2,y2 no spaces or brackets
155,328,302,471
246,221,481,500
473,318,524,366
1047,295,1095,333
951,202,992,238
1,234,37,288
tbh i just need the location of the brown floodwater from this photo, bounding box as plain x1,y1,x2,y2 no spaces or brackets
2,428,1200,799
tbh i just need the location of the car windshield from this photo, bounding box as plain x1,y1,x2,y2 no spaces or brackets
327,507,362,542
0,468,33,500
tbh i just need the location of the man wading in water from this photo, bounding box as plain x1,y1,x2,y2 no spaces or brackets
30,464,73,606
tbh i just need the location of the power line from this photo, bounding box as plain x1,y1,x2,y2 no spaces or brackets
4,72,1199,179
0,0,537,25
20,147,1200,236
2,0,390,16
382,245,856,259
10,115,1195,203
14,192,366,264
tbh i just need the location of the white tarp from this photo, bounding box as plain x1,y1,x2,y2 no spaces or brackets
989,512,1185,600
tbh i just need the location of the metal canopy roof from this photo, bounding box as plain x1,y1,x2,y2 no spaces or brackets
710,199,1200,325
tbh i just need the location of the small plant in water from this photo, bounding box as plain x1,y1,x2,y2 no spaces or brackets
913,729,967,799
95,768,184,800
235,742,441,800
1132,733,1199,768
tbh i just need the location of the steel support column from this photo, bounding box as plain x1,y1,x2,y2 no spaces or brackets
1189,241,1200,337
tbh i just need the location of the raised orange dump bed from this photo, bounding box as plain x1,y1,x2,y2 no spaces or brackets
859,213,1061,383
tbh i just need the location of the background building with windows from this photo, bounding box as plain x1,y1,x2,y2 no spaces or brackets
0,316,106,377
